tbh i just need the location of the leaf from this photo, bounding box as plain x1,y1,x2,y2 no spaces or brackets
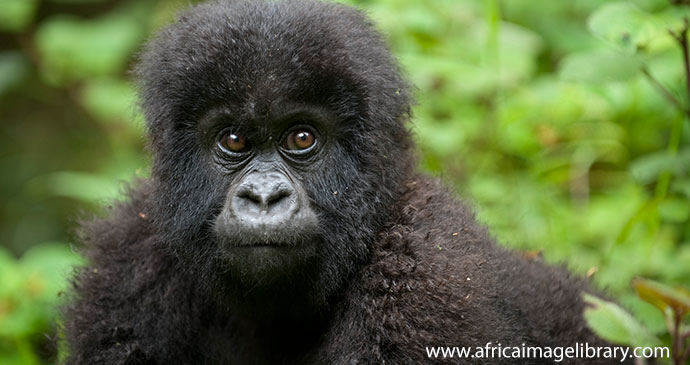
50,0,109,3
46,171,122,203
657,198,690,223
20,243,82,302
672,178,690,200
587,2,660,53
655,6,690,38
35,3,147,84
0,0,38,32
20,243,82,278
80,78,142,127
0,243,82,338
630,148,690,184
583,294,661,348
616,200,659,244
0,52,30,96
0,247,18,293
415,118,467,157
0,246,14,269
633,278,690,316
558,48,642,83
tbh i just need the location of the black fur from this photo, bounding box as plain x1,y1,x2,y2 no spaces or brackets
64,1,619,363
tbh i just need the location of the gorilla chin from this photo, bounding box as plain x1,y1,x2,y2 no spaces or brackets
216,244,318,286
213,203,320,285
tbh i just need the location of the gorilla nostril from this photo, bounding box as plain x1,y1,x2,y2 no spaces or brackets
232,173,299,221
235,180,296,215
237,188,262,205
266,190,291,207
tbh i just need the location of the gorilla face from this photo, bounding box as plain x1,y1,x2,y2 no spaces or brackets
206,106,328,284
136,0,414,304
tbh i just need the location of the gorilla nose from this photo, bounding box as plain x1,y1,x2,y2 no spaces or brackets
233,172,298,224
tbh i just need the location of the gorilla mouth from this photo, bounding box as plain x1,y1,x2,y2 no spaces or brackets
233,244,310,250
232,239,313,248
213,198,321,249
214,220,320,248
215,225,320,285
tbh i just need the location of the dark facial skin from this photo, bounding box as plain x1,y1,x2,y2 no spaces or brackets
205,107,324,285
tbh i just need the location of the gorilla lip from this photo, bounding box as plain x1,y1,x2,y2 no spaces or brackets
213,208,320,248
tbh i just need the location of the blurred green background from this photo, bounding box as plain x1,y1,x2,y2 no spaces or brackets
0,0,689,363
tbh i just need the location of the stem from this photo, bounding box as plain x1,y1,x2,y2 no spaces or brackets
641,68,684,113
680,327,690,365
656,113,686,200
669,17,690,119
682,344,690,365
648,18,690,207
671,311,686,365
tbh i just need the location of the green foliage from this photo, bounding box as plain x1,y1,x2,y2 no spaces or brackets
633,278,690,364
583,294,662,348
0,0,38,33
34,1,152,85
634,278,690,315
0,0,689,363
0,244,82,364
559,48,642,82
588,2,663,53
586,279,690,364
0,53,30,95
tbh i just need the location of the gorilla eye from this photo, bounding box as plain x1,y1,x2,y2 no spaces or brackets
283,129,316,151
219,132,250,153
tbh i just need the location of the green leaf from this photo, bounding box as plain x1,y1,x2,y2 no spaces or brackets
0,337,40,365
672,178,690,199
0,52,30,96
583,294,661,348
45,171,122,203
630,149,690,184
0,246,14,269
559,48,642,83
20,243,82,281
80,78,142,127
655,6,690,37
0,0,38,32
0,243,82,338
49,0,108,3
35,9,145,84
616,200,659,244
657,197,690,222
415,118,467,157
588,2,660,53
0,247,18,293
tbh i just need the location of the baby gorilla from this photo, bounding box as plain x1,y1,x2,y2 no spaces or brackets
64,0,621,363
